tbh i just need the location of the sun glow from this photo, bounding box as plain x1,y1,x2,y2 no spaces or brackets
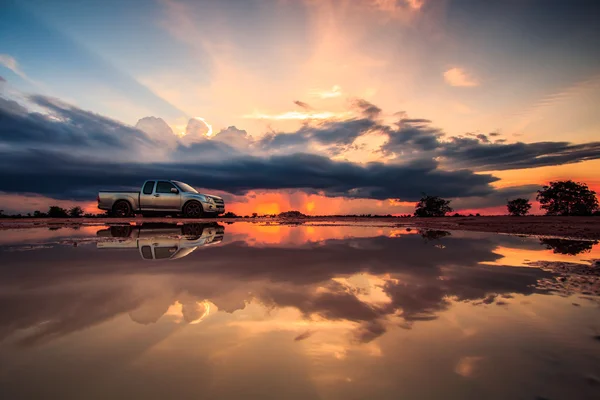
193,117,213,137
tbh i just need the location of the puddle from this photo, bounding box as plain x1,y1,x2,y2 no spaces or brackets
0,222,599,399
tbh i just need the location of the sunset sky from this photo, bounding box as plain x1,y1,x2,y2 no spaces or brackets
1,0,599,215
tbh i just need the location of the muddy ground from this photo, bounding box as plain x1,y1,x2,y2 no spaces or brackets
1,216,599,240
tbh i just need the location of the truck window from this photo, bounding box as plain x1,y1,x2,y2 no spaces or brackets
143,181,155,194
156,181,176,193
141,246,153,260
154,246,178,259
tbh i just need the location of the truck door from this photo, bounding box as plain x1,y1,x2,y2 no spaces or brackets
140,181,156,209
153,181,181,210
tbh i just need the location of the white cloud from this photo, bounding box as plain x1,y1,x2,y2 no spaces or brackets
444,67,479,87
310,85,342,99
0,54,30,81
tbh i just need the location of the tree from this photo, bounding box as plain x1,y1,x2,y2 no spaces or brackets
414,195,453,217
33,210,47,218
47,206,68,218
222,211,238,218
507,198,532,216
536,180,599,216
69,206,84,218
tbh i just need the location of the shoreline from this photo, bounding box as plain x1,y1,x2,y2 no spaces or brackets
1,216,599,240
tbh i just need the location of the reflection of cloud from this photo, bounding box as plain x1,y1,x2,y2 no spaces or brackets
0,229,554,347
454,356,484,377
294,330,314,341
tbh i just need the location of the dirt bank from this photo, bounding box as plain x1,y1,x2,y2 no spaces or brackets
1,216,599,240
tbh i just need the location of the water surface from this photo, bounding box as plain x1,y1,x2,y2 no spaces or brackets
0,222,599,399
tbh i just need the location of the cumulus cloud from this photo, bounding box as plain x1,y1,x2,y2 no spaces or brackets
184,117,212,140
135,116,177,147
211,126,252,149
444,67,479,87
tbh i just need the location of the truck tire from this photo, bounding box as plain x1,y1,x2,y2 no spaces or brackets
112,200,132,218
183,201,204,218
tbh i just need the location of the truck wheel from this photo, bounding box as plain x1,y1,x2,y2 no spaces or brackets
112,201,132,218
183,201,204,218
182,223,205,236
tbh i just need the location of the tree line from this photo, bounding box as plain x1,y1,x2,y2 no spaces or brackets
414,180,599,217
1,180,598,218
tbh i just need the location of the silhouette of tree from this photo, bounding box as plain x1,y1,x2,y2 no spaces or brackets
278,210,307,218
47,206,68,218
414,195,453,217
68,206,84,218
33,210,47,218
507,198,532,216
222,211,238,218
539,238,598,255
537,180,599,216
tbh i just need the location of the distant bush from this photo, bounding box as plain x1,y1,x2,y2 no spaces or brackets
69,206,84,218
278,210,307,218
222,211,238,218
47,206,68,218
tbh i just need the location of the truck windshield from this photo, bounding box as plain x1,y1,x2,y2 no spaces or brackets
173,181,198,193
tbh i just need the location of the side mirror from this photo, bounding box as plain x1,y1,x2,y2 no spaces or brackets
171,188,179,194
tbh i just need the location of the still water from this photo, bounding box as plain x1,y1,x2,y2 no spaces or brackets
0,222,599,399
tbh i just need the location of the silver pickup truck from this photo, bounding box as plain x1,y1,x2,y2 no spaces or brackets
97,180,225,217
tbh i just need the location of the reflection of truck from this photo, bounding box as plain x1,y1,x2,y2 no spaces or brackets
97,180,225,217
97,223,225,260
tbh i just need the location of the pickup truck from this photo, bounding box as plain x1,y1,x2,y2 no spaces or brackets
97,180,225,217
96,222,225,260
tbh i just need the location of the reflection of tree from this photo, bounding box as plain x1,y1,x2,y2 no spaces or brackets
539,238,598,255
419,230,451,241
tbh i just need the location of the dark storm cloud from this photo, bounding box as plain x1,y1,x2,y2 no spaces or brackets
353,98,381,119
382,118,600,171
382,118,444,153
259,118,377,151
0,95,153,150
293,100,311,109
440,137,600,171
0,149,498,200
450,184,540,210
